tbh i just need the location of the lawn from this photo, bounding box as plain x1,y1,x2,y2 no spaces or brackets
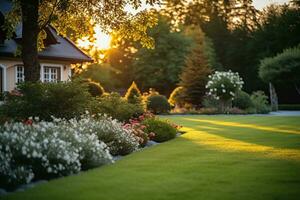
3,115,300,200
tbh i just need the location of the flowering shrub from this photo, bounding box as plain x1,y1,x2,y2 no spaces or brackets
206,71,244,112
206,71,244,101
0,116,115,190
67,114,139,156
123,112,156,147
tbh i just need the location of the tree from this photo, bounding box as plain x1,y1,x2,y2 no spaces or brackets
77,63,118,91
131,14,192,94
259,46,300,96
125,81,142,105
4,0,160,82
179,27,214,106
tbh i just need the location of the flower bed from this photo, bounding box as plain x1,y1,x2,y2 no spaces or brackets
0,113,180,193
0,115,139,190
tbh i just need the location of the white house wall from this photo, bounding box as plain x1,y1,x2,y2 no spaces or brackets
0,59,72,92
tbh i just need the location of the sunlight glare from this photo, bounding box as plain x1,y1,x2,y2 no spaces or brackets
77,25,111,50
94,25,111,50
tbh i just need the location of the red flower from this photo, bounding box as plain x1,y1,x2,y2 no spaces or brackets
24,119,33,126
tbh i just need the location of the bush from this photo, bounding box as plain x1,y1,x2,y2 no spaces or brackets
202,96,220,109
206,70,244,112
142,118,177,142
168,87,185,108
198,107,219,114
146,95,171,114
0,117,113,190
124,81,142,105
85,80,105,97
232,91,253,110
69,115,139,156
251,91,270,114
89,93,144,122
0,81,91,121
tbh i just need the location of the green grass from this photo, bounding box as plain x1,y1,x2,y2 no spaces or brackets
3,115,300,200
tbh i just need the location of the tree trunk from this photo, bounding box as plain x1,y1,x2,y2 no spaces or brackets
21,0,40,82
269,82,278,111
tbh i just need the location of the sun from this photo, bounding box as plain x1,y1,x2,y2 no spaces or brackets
94,25,112,50
77,25,112,50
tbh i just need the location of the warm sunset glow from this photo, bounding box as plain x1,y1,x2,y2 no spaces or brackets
77,25,112,50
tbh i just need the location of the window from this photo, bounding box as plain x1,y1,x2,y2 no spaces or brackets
43,66,61,83
15,65,24,83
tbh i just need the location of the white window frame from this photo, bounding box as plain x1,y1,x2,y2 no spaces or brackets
0,64,7,92
41,63,63,83
15,65,25,84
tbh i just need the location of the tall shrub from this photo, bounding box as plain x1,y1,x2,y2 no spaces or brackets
125,81,142,104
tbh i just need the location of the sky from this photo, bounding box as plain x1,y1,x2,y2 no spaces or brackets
253,0,290,10
126,0,291,13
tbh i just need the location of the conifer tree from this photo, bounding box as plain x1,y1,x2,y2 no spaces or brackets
179,27,213,106
125,81,142,105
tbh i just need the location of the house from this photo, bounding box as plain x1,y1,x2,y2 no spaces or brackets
0,0,92,93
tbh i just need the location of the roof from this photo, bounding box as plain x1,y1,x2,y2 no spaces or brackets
0,0,93,63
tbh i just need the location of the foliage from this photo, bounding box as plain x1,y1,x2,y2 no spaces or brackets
202,96,220,109
164,1,300,98
259,46,300,95
206,71,244,101
0,81,91,121
109,14,192,94
179,26,213,106
89,93,144,122
123,113,156,147
83,79,105,97
232,91,253,110
168,87,185,108
68,114,139,156
78,64,119,91
0,117,113,189
4,0,160,82
146,94,171,114
125,82,143,105
142,118,177,143
250,91,270,114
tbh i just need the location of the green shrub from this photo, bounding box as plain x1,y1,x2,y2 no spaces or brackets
168,86,185,107
146,95,171,114
251,91,270,114
142,118,177,142
90,93,144,122
0,81,91,121
198,107,219,114
124,81,142,105
278,104,300,110
86,80,105,97
202,96,220,109
232,91,253,110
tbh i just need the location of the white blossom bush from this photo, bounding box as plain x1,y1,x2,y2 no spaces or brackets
67,114,139,156
0,117,114,189
206,71,244,111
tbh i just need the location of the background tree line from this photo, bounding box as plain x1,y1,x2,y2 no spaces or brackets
81,0,300,104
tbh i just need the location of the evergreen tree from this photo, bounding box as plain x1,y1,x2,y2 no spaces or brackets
179,27,213,106
125,81,142,105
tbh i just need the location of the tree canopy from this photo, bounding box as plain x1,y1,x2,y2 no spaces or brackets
259,46,300,95
3,0,160,81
